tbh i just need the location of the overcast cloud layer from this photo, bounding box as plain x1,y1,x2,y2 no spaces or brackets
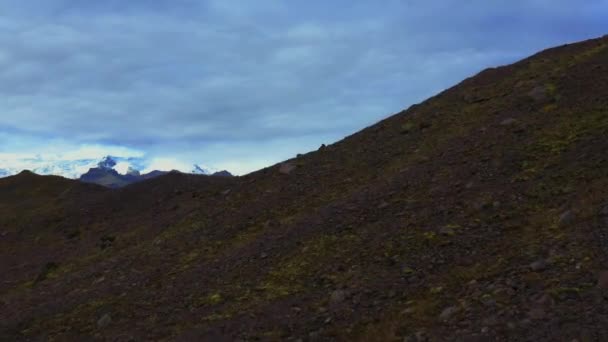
1,0,607,175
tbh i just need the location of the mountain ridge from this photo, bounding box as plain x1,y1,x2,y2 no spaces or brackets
0,155,225,182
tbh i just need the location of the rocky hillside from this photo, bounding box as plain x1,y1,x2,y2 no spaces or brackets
1,35,608,341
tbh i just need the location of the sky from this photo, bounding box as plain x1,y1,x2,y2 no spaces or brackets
0,1,607,175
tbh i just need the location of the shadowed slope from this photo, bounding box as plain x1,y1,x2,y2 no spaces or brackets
1,35,608,341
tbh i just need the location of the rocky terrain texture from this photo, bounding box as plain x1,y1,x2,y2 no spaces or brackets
1,35,608,341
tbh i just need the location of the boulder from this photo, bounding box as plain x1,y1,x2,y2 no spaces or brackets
279,162,296,175
97,313,112,328
438,306,459,321
558,210,575,227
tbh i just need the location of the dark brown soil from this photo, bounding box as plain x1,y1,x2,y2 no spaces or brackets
1,35,608,341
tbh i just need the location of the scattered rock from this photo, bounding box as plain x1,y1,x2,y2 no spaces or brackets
401,307,416,315
308,330,320,341
279,162,296,175
535,293,555,306
92,276,106,285
558,210,575,227
600,204,608,217
377,201,390,209
500,118,518,126
481,296,497,307
97,313,112,328
529,259,548,272
318,144,327,151
220,189,232,196
527,85,549,102
438,306,459,321
330,290,346,305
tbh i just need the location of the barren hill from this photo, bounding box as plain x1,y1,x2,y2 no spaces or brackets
2,35,608,341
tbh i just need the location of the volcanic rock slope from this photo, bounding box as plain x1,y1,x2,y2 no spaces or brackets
2,36,608,341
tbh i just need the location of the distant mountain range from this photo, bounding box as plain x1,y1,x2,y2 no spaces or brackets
0,155,232,187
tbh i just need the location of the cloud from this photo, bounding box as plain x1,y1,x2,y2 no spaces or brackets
0,1,606,175
142,157,195,174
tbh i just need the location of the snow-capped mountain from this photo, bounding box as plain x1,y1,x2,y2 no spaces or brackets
0,156,103,179
0,155,218,180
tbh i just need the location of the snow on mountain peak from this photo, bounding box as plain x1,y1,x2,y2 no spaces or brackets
0,154,221,179
98,156,117,170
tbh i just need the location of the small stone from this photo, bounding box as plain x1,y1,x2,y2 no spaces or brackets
535,293,555,306
438,306,459,321
378,201,390,209
529,259,548,272
97,313,112,328
92,276,106,285
500,118,517,126
558,210,575,227
401,307,416,315
330,290,346,305
481,297,497,307
308,331,320,341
